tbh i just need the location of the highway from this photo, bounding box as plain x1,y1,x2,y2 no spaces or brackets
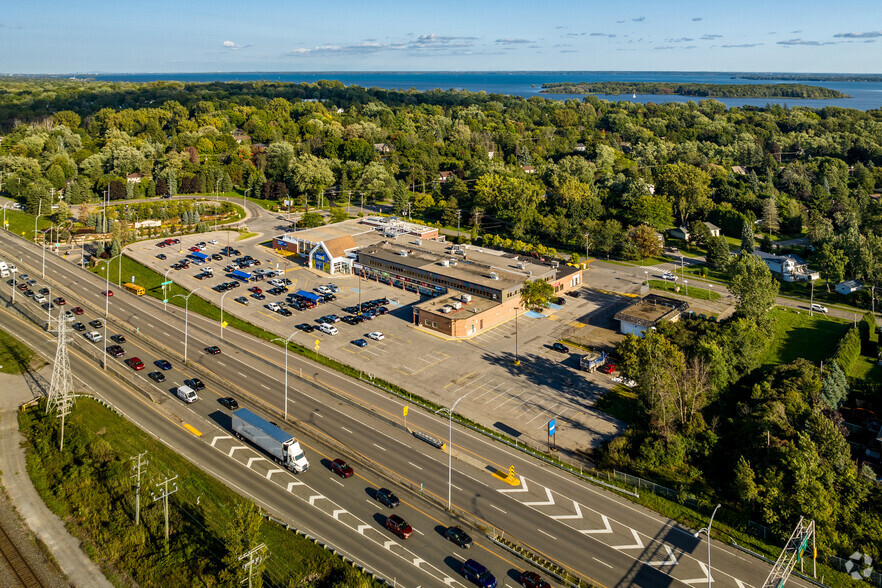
0,231,819,588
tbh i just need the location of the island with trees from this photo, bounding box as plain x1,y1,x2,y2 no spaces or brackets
540,81,850,99
735,73,882,83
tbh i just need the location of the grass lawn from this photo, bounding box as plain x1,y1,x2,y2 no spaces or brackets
593,385,640,424
648,280,722,301
760,307,851,366
2,209,53,242
0,328,45,374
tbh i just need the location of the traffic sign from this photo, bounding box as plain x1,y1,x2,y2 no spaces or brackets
403,406,408,417
548,418,556,436
162,280,173,285
221,321,228,328
162,299,168,303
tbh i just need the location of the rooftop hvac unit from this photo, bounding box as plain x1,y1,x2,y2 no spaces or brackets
441,305,453,314
552,260,560,268
399,249,408,256
489,272,499,280
452,301,463,310
441,260,450,266
449,259,457,266
415,239,422,246
461,294,472,303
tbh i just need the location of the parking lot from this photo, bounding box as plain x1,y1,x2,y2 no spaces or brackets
125,232,627,456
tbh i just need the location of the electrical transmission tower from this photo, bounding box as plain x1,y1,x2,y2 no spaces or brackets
46,309,76,450
763,517,816,588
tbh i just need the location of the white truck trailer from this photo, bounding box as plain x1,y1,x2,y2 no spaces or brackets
231,408,309,473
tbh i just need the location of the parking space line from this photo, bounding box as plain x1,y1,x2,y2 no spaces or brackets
507,394,534,414
482,385,514,406
492,394,521,411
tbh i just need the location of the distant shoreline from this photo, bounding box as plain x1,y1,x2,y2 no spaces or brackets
734,74,882,83
540,81,850,99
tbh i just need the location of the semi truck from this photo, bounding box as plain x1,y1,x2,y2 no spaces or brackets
231,408,309,473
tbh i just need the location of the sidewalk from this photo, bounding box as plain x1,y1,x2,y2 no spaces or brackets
0,369,113,588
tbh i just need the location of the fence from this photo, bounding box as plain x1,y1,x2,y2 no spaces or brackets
829,556,882,587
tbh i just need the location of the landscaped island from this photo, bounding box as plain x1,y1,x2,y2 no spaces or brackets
540,81,849,99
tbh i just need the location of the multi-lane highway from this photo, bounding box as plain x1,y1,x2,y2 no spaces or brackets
0,231,817,588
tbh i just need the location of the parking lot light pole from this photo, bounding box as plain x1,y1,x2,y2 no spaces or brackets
436,392,471,511
694,503,721,588
219,290,230,339
173,289,200,364
271,331,298,421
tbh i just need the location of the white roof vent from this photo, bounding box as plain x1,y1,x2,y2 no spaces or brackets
489,272,499,280
399,249,408,256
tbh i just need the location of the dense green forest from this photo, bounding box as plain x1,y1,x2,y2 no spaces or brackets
2,78,882,565
540,81,849,99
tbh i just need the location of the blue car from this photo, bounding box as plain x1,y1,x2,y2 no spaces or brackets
154,359,173,370
462,559,496,588
352,339,368,348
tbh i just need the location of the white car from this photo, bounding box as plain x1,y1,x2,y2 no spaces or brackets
85,331,103,343
811,303,829,313
661,272,677,281
266,302,281,312
315,285,331,294
208,239,218,245
368,331,384,341
64,311,75,322
8,264,17,273
34,294,47,304
319,324,338,335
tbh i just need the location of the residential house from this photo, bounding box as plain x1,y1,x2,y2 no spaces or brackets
126,173,144,183
521,165,536,174
373,143,393,154
754,250,819,282
731,165,747,175
575,143,586,152
438,171,455,183
836,280,863,295
668,222,721,242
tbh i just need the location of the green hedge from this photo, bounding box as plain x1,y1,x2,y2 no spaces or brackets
833,326,862,372
859,311,876,344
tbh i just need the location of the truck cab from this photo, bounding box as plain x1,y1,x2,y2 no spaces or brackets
284,439,309,473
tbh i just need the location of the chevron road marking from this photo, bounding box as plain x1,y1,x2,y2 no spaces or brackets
357,524,372,534
579,514,613,535
228,445,247,457
523,487,555,507
498,476,529,493
246,457,265,468
332,509,348,520
210,435,231,447
308,494,326,506
287,481,304,491
265,468,285,479
612,529,645,550
550,500,583,520
384,540,397,550
413,558,425,568
682,562,712,585
646,544,678,567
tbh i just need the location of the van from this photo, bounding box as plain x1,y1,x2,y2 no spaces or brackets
124,283,145,296
176,385,198,403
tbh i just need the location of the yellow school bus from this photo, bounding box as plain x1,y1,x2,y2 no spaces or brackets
124,282,145,296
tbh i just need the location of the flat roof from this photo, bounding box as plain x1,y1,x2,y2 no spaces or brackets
276,218,377,245
614,294,688,327
359,240,555,291
416,291,500,317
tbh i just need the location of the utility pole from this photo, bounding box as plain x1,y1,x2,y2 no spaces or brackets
238,543,267,588
810,279,815,316
456,209,461,233
151,474,179,544
130,452,148,525
347,190,351,215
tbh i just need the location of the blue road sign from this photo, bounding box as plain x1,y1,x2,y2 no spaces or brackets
548,419,556,436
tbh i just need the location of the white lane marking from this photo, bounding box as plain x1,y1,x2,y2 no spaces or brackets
373,443,386,451
612,529,645,550
523,487,555,507
451,484,462,491
341,426,353,434
210,435,231,447
550,500,583,520
579,514,613,535
246,457,264,468
314,412,323,418
308,495,327,505
260,384,270,390
592,558,613,569
499,476,529,493
490,504,507,514
265,469,286,480
414,528,424,535
330,478,343,487
228,446,248,457
646,544,678,567
163,331,170,336
216,361,226,366
408,461,423,471
537,529,556,540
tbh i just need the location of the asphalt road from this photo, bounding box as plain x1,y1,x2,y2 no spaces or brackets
0,231,822,588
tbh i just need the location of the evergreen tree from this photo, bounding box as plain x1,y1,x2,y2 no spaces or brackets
820,362,848,410
740,220,755,253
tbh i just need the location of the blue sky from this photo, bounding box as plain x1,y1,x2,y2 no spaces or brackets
1,0,880,73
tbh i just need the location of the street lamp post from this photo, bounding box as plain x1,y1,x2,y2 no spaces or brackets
163,268,172,311
2,203,10,232
436,392,471,511
219,290,230,339
694,503,721,588
173,289,199,364
242,188,250,222
102,254,122,318
271,331,298,421
214,178,222,231
644,270,648,288
684,279,689,297
708,283,712,301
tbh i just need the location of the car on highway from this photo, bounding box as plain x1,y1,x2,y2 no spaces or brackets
34,294,46,304
27,279,37,286
295,323,315,333
154,359,172,370
17,283,28,290
72,307,84,315
235,296,249,305
385,514,413,539
85,331,103,343
72,322,86,332
106,345,125,357
367,331,384,341
102,290,113,296
38,287,49,295
811,303,829,313
205,346,221,355
89,319,103,328
147,371,166,383
661,271,677,281
24,290,34,298
599,363,617,374
111,334,126,343
551,342,569,353
184,378,205,391
520,571,551,588
41,302,53,311
462,559,496,588
352,339,368,348
219,397,239,410
63,310,75,322
444,526,473,548
126,357,146,371
330,458,353,478
375,488,399,508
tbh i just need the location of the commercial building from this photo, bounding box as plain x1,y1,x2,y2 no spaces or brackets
614,294,688,337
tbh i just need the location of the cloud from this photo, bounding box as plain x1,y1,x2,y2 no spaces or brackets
288,34,478,57
495,38,531,44
834,31,882,38
701,34,722,40
632,17,646,22
655,45,696,50
777,38,836,46
722,43,764,48
566,32,586,37
590,32,617,38
560,49,578,53
692,17,703,21
409,34,477,49
666,37,694,43
222,41,251,50
555,26,566,30
616,19,626,24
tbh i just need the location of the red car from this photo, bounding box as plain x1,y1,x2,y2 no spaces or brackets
103,290,113,297
385,514,413,539
520,571,551,588
17,283,28,290
126,357,146,371
53,297,66,305
249,286,262,294
330,458,354,479
72,307,84,315
189,246,200,252
599,363,617,374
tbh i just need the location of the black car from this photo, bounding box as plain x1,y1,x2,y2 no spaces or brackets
111,334,126,344
205,346,221,355
184,378,205,391
156,254,167,260
556,297,566,305
343,306,359,314
296,323,315,333
72,322,86,332
147,371,166,383
38,287,50,295
106,345,125,357
375,488,400,508
219,397,239,410
551,342,569,353
567,290,581,298
445,526,473,548
278,308,292,317
154,359,173,370
212,254,223,261
251,293,266,300
24,289,35,297
89,319,103,328
214,284,228,292
341,316,359,325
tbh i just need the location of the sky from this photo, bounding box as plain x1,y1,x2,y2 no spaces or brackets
1,0,881,74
